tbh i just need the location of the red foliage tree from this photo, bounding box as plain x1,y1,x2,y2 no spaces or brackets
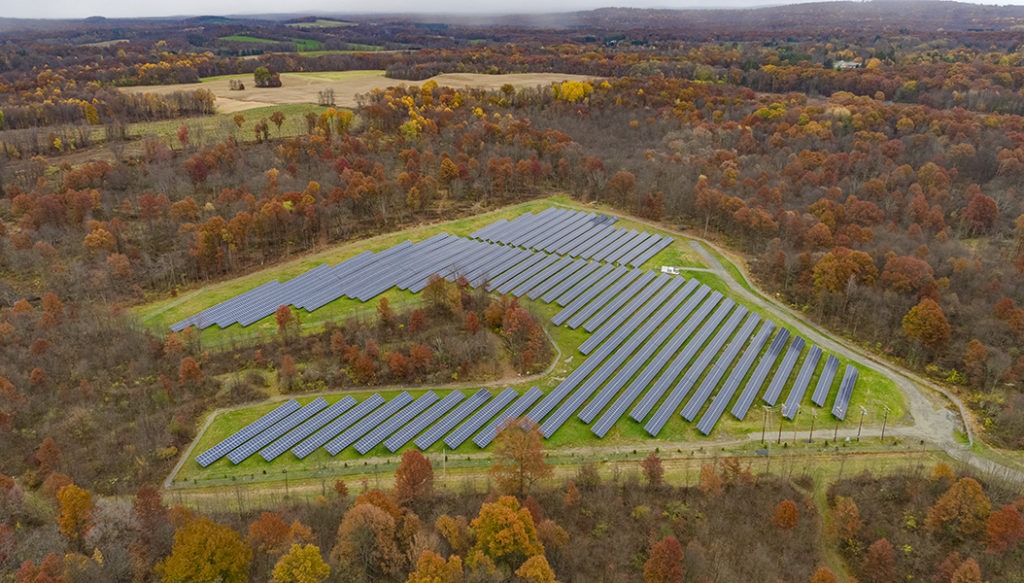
862,538,897,583
772,499,799,530
394,449,433,507
640,452,664,489
902,298,951,353
985,503,1024,554
643,535,683,583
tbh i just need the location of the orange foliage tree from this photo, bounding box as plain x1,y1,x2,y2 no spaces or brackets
470,495,544,569
55,483,93,552
643,535,683,583
772,499,799,530
157,515,252,583
489,418,552,496
394,449,434,507
925,477,991,540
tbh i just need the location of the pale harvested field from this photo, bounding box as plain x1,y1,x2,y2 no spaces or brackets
122,71,600,114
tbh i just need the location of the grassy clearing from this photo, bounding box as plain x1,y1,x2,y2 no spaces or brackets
285,70,387,81
219,35,278,44
151,195,910,487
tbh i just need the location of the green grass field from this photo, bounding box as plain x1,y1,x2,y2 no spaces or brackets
286,19,358,28
150,196,910,487
218,35,325,52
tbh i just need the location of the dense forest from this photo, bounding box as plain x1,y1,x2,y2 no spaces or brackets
2,2,1024,580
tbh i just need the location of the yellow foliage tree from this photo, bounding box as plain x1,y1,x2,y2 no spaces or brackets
405,550,463,583
271,544,330,583
157,515,252,583
55,484,93,551
471,496,544,568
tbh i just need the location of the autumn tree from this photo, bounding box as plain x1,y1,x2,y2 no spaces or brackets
861,538,896,583
435,514,471,555
394,449,433,507
985,503,1023,554
925,477,991,540
640,452,664,489
248,511,291,556
562,480,579,508
963,339,989,388
55,484,93,552
643,535,683,583
902,298,951,353
950,557,982,583
963,190,998,235
406,550,463,583
34,437,61,477
809,566,838,583
772,499,799,530
698,463,723,497
330,503,402,580
471,495,544,568
489,418,552,496
157,515,252,583
271,544,330,583
812,247,878,294
830,496,862,543
515,554,559,583
276,305,294,339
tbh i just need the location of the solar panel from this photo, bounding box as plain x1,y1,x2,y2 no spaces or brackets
627,235,674,267
569,224,621,259
811,355,840,407
260,397,357,461
384,391,465,452
354,392,439,455
292,394,386,459
227,398,329,464
444,388,518,449
831,365,858,420
643,305,748,436
782,345,823,420
540,262,602,304
581,271,662,332
553,263,617,306
415,389,492,450
681,312,762,422
530,283,700,426
547,214,604,254
628,292,727,423
523,210,587,250
325,393,414,455
730,328,792,420
496,254,562,295
524,259,588,301
762,336,807,406
485,253,548,291
472,387,544,448
695,321,777,435
563,269,644,329
551,266,632,326
468,248,536,288
195,400,301,467
579,277,691,355
603,231,647,265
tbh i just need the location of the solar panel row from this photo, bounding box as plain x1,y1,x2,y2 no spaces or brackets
832,365,859,420
472,387,545,448
582,271,665,333
680,312,762,422
551,267,632,326
811,355,840,407
227,398,328,464
195,400,300,467
563,269,645,329
293,394,386,459
730,328,791,420
762,336,807,406
782,345,823,420
644,304,748,436
579,277,691,355
384,391,465,452
260,397,357,462
325,393,414,455
695,321,777,435
354,392,439,455
415,389,492,450
445,388,518,449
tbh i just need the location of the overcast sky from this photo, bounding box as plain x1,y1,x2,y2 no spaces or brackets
7,0,1019,20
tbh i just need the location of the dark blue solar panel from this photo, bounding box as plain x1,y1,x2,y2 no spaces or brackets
472,387,544,448
195,400,301,467
568,225,620,259
551,267,632,326
260,397,357,461
384,391,465,452
603,231,647,265
227,398,329,464
579,277,691,355
553,263,617,306
782,345,823,420
831,365,858,420
496,254,561,295
582,271,662,332
541,262,602,304
354,392,439,454
627,235,674,267
681,312,762,422
485,253,548,291
563,269,644,329
292,394,386,459
811,355,840,407
643,305,747,436
325,392,414,455
414,389,492,450
762,336,807,406
696,321,777,435
444,388,518,449
628,292,727,423
730,328,792,420
526,259,588,300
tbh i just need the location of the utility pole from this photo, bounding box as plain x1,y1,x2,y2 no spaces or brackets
792,405,800,444
761,405,770,445
834,407,842,441
857,406,867,442
808,409,816,443
880,405,890,442
777,405,786,444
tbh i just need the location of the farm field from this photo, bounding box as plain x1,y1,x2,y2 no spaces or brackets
121,71,601,114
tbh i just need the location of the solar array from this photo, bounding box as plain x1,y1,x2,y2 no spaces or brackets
191,209,868,471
